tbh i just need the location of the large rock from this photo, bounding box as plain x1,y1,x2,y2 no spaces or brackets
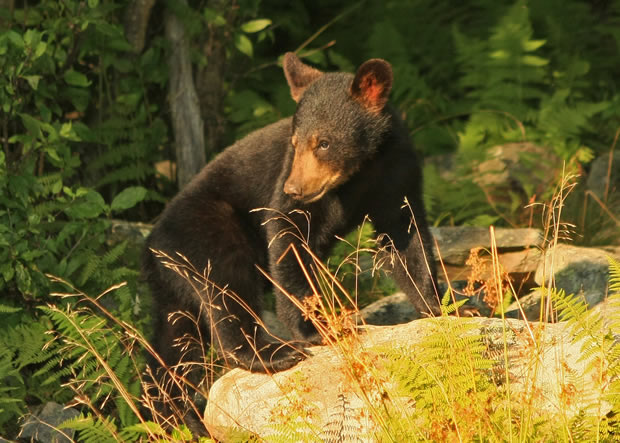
429,226,542,265
358,292,419,325
535,244,614,306
504,244,619,320
203,316,616,440
586,151,620,202
19,402,79,443
473,142,557,187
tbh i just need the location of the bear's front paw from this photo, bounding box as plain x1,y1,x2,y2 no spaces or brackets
302,331,323,346
238,342,309,373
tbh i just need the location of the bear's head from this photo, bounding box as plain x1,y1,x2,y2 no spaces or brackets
282,53,393,203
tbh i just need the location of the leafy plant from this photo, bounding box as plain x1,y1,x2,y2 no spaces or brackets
0,0,153,432
1,0,619,439
0,306,67,434
552,259,620,440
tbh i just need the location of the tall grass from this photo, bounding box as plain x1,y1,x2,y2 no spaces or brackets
45,174,618,441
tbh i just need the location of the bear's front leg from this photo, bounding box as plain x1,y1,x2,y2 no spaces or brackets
265,215,325,346
373,202,442,317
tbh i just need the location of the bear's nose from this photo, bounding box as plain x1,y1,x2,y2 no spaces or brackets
284,181,302,199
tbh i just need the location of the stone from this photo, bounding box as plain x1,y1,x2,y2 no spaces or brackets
203,316,616,440
358,292,419,325
505,288,547,321
535,244,613,307
19,402,79,443
429,226,542,265
473,142,558,191
504,244,620,320
586,151,620,202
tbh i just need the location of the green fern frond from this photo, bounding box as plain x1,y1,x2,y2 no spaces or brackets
60,414,119,443
0,311,68,427
609,256,620,295
10,324,55,369
37,173,63,195
77,251,101,287
552,289,589,325
32,199,67,218
552,273,620,441
40,303,142,427
101,241,127,266
95,164,153,188
455,0,546,121
440,289,468,315
0,304,21,313
538,90,609,147
118,421,169,441
378,316,498,440
0,350,24,422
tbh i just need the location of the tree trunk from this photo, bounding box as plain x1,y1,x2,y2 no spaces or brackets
123,0,156,53
165,1,206,188
196,0,232,158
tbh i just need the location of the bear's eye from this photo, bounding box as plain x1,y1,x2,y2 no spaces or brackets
318,140,330,150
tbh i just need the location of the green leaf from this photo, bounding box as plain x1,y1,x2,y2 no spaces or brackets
60,122,80,141
23,75,41,90
51,178,63,194
6,30,24,48
34,41,47,58
234,33,253,57
64,70,91,87
111,186,147,212
88,0,99,7
19,113,42,138
1,262,15,282
0,302,21,313
64,87,91,112
64,190,107,219
522,39,545,51
521,55,548,66
203,8,226,26
23,29,37,46
241,19,271,33
15,262,33,295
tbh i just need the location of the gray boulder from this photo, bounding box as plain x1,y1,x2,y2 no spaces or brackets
19,402,79,443
204,316,616,440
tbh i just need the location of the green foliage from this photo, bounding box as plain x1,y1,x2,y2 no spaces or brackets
60,414,120,443
0,307,68,433
447,1,609,225
372,263,620,441
60,413,216,443
41,298,143,429
1,0,619,438
301,0,618,228
377,317,500,441
265,372,323,442
0,1,156,431
551,258,620,440
0,1,153,301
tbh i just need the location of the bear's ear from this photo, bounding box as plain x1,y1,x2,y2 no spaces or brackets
283,52,323,102
350,59,393,113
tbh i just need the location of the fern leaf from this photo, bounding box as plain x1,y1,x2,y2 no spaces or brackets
609,256,620,295
60,414,118,443
0,303,21,313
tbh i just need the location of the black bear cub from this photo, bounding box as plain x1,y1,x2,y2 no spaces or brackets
143,52,440,376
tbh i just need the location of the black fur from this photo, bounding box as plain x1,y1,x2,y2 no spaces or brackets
143,54,440,383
